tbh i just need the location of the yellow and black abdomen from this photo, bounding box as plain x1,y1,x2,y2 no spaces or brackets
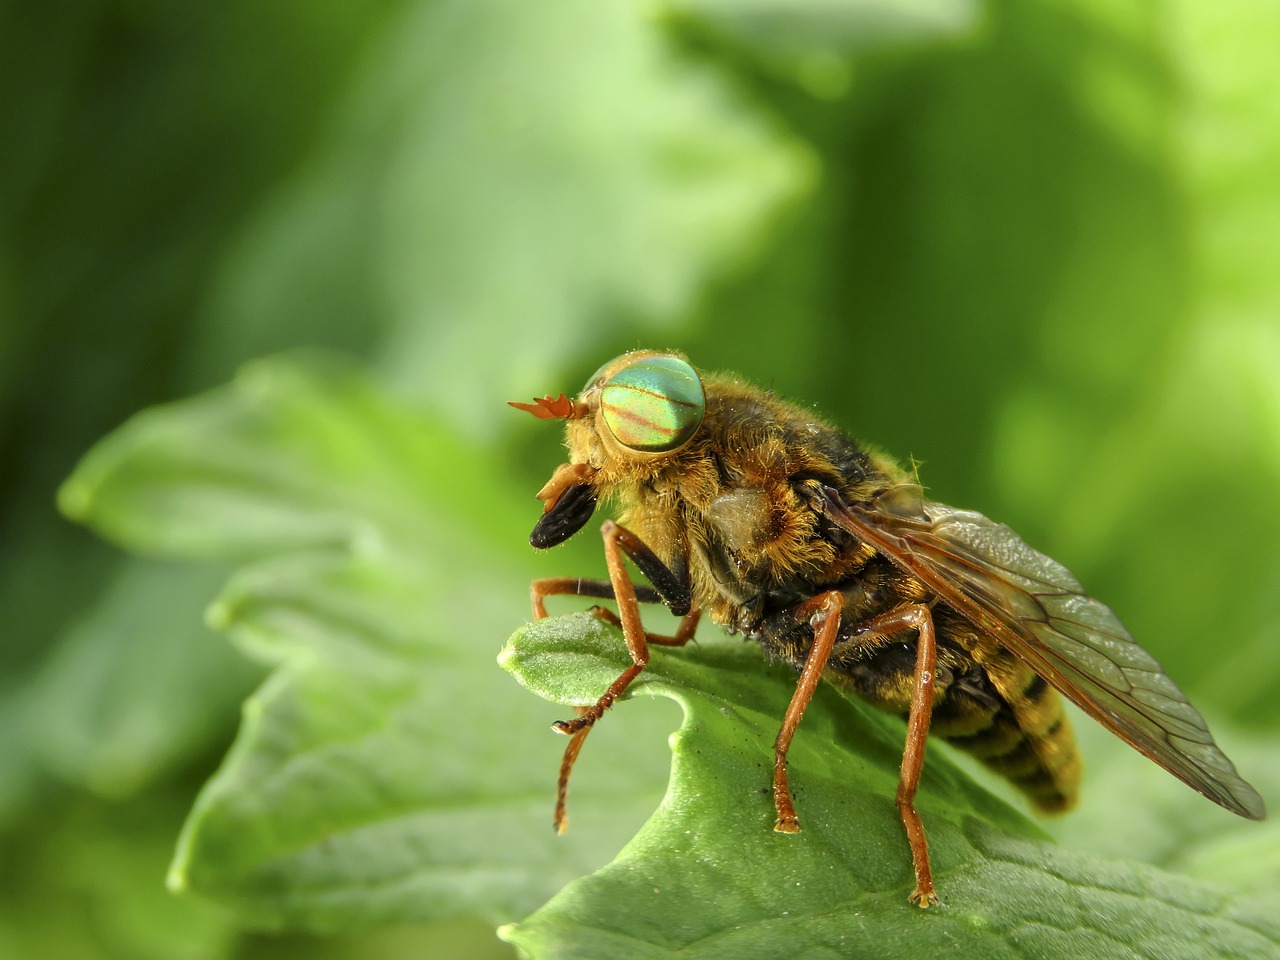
830,616,1082,815
935,657,1081,814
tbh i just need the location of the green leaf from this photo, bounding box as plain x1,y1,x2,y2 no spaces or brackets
58,355,673,930
676,0,980,49
26,561,260,798
1048,720,1280,886
671,0,981,97
499,614,1280,959
0,789,237,960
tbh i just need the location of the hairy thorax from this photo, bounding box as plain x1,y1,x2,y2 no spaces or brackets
606,386,910,643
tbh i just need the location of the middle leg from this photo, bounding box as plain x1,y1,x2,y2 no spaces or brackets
770,598,940,905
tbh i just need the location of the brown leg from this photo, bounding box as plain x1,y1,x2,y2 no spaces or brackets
772,599,940,906
550,605,701,833
533,519,699,833
553,708,591,835
531,577,663,619
849,603,940,907
549,603,697,833
547,520,697,736
585,604,702,647
772,590,845,833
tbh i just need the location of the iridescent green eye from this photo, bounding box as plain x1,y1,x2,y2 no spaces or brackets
600,355,705,452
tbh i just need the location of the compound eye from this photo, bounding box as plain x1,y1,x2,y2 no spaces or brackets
600,355,705,452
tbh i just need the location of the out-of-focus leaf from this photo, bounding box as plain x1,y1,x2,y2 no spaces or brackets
26,561,260,798
0,791,235,960
0,696,39,829
671,0,980,96
59,355,674,929
233,918,517,960
191,0,813,429
0,0,398,677
974,0,1280,740
499,614,1280,959
676,0,980,49
681,0,1186,508
1045,715,1276,878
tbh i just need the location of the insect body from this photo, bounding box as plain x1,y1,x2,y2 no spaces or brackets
511,350,1264,906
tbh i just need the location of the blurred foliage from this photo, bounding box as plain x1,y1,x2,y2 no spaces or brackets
2,0,1278,957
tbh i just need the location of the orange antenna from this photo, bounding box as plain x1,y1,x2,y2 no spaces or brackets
508,393,583,420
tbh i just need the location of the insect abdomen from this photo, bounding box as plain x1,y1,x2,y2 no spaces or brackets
830,628,1082,813
943,670,1081,813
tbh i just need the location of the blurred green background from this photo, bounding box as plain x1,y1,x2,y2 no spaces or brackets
3,0,1278,957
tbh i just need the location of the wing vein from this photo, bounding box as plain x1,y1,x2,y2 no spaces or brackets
806,487,1264,820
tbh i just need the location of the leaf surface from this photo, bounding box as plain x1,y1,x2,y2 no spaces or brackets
500,614,1280,959
59,356,673,929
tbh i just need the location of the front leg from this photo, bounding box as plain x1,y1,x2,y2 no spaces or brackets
530,577,663,618
532,519,700,832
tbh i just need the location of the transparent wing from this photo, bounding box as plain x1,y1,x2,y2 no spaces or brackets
810,484,1264,820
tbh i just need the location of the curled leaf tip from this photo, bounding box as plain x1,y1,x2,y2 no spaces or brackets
55,477,92,521
165,864,188,894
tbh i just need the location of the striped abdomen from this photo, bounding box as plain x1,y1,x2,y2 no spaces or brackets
830,625,1083,813
938,665,1081,813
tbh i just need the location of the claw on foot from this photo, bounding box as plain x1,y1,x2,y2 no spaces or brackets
908,885,940,908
